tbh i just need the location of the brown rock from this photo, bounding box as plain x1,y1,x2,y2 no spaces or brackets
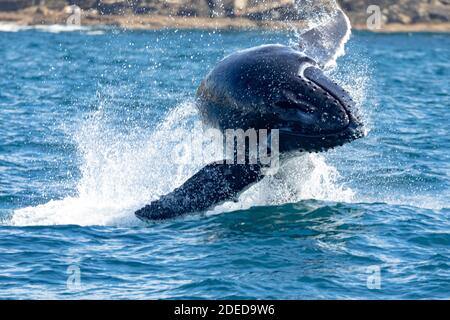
70,0,98,10
177,0,210,17
0,0,449,30
0,0,37,11
43,0,68,10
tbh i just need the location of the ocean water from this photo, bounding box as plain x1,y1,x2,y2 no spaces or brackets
0,26,449,299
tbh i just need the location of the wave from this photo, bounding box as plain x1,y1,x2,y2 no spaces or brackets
11,98,358,226
0,23,102,34
10,0,368,227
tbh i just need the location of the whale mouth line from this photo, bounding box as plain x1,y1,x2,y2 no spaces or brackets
279,124,361,140
278,125,363,153
301,66,364,137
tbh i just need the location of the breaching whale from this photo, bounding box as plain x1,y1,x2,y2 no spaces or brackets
135,9,365,221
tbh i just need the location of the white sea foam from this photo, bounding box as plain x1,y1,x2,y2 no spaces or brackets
209,153,355,216
0,23,28,32
34,24,90,33
10,0,367,226
0,22,101,33
11,99,357,226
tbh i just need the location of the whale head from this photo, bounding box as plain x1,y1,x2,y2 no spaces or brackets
274,59,366,153
196,44,365,153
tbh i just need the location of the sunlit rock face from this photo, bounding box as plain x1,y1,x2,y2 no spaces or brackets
0,0,449,24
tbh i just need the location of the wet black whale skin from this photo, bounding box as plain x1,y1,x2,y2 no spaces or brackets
135,45,364,221
196,44,363,153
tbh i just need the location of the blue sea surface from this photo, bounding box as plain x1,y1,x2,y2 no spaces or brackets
0,26,449,299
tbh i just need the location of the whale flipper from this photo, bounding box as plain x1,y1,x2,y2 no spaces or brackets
135,162,263,221
135,40,365,221
299,7,351,68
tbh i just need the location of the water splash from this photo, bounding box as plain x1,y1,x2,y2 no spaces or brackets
292,0,351,69
10,0,362,226
211,153,355,215
11,99,355,226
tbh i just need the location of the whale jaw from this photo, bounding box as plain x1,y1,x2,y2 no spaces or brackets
135,45,367,221
196,44,365,154
278,121,365,154
275,64,365,153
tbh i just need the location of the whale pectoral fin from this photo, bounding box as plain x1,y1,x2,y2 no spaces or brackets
135,162,263,221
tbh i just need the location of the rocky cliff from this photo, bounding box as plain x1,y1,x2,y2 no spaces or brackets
0,0,449,30
340,0,450,24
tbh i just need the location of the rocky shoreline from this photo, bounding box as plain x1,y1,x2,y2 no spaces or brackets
0,1,449,33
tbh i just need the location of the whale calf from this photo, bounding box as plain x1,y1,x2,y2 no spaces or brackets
135,9,365,221
135,44,364,221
